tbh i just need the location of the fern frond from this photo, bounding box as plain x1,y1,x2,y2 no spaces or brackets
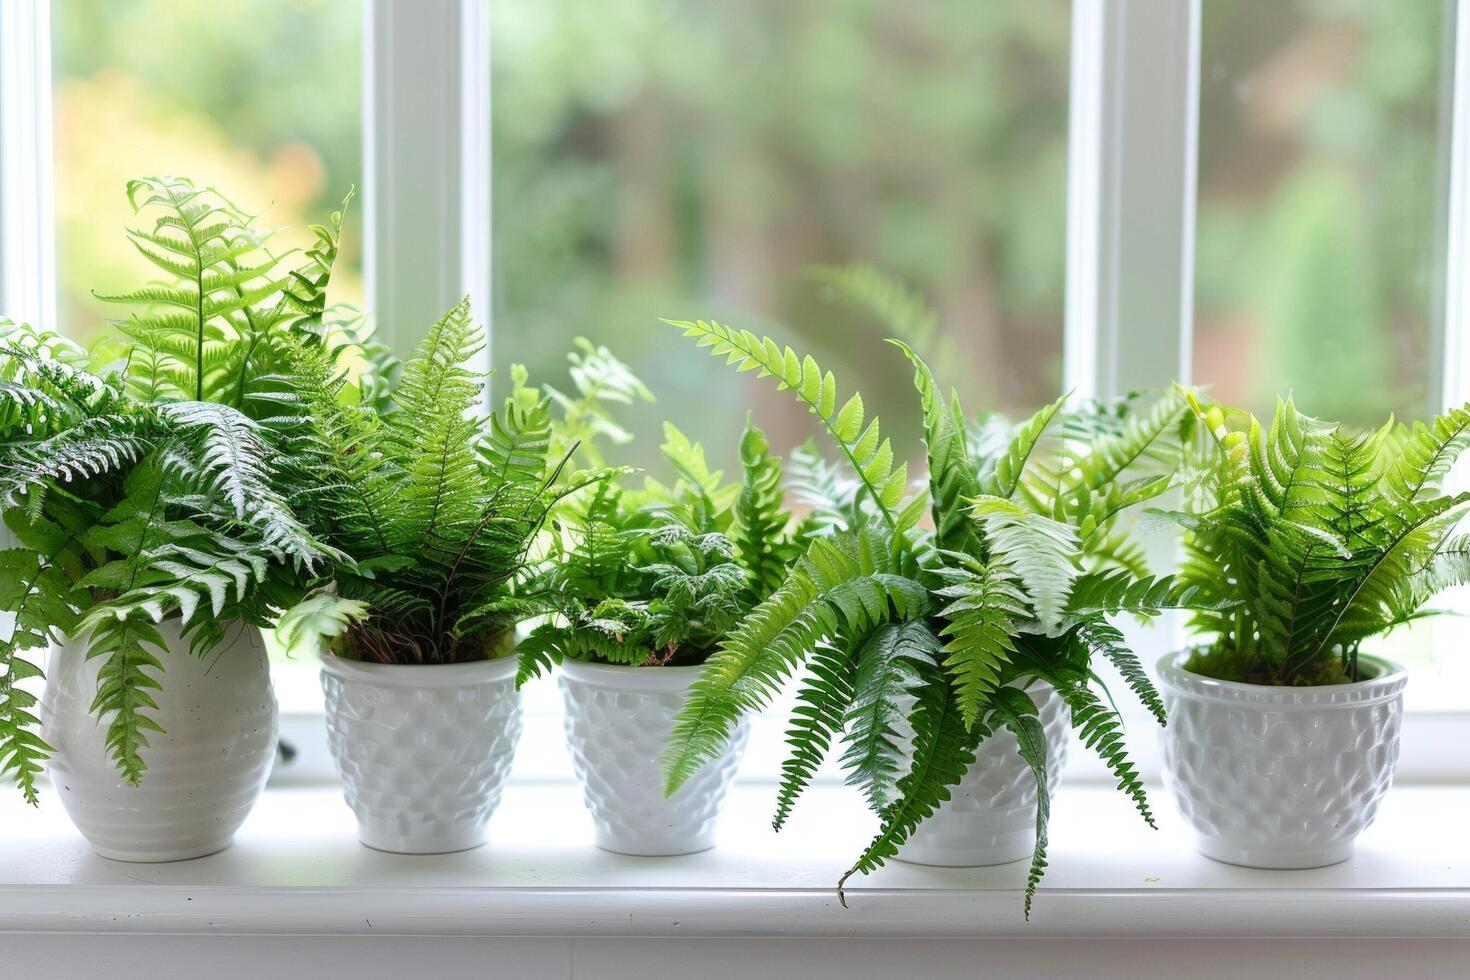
665,319,908,527
732,417,794,601
890,340,978,554
1076,620,1166,725
773,640,856,831
84,616,166,784
383,297,487,562
662,527,927,794
839,620,940,812
989,685,1051,919
981,393,1068,501
933,555,1025,729
1053,676,1154,828
837,665,983,905
971,496,1080,633
806,264,944,359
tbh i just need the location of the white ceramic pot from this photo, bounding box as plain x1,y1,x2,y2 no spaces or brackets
41,620,277,862
559,659,749,856
320,653,522,854
895,682,1070,867
1158,650,1408,869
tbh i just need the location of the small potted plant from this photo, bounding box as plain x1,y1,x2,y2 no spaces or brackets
661,319,1205,915
1156,394,1469,869
0,177,344,860
517,416,802,856
277,312,632,854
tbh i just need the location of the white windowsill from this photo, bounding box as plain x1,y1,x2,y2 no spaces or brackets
2,779,1468,938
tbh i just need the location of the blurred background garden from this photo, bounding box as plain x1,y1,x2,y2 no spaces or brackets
54,0,1447,463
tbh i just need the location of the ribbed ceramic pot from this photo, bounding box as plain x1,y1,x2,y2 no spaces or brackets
895,682,1070,867
559,660,749,856
41,620,277,862
1158,650,1408,869
320,653,522,854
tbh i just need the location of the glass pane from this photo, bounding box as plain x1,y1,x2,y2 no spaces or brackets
491,0,1072,469
52,0,364,349
1193,0,1450,427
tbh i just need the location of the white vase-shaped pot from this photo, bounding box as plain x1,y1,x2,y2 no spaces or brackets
896,683,1070,867
41,620,277,862
320,653,522,854
1158,650,1408,869
559,659,749,856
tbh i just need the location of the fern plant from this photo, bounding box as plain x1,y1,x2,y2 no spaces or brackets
0,176,383,801
515,410,805,682
272,299,608,667
1165,392,1470,686
660,316,1206,916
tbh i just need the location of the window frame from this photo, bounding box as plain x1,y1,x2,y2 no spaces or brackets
3,0,1470,782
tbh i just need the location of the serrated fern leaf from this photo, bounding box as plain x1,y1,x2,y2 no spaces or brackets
933,555,1025,729
84,616,166,784
971,496,1080,634
890,340,978,554
981,393,1068,501
733,417,793,601
839,620,940,812
989,686,1051,919
837,667,983,905
1077,620,1166,725
662,528,927,794
773,640,856,831
665,319,908,527
1054,677,1154,828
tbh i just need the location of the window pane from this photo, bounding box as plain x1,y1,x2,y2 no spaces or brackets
52,0,364,348
1193,0,1450,426
491,0,1072,468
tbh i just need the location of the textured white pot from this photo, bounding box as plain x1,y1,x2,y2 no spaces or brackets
560,659,749,856
41,620,277,862
320,653,522,854
1158,650,1408,869
896,683,1070,867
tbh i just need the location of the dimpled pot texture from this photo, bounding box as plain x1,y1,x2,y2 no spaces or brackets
320,653,522,854
1159,649,1408,869
895,682,1070,867
559,659,749,856
41,620,278,862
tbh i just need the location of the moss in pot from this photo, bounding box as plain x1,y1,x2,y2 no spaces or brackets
517,418,805,855
1155,392,1470,869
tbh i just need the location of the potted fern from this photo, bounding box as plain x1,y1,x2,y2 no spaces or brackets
0,177,346,860
276,304,622,854
517,417,802,856
660,320,1205,915
1157,394,1469,869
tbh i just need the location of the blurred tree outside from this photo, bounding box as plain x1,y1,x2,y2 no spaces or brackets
490,0,1074,471
1194,0,1448,428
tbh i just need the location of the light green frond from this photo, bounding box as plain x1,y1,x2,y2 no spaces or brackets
665,320,908,527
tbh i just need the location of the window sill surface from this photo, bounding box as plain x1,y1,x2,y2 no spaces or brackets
2,780,1467,938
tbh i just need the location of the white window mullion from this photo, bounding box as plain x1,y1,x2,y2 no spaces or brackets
0,0,56,331
362,0,491,367
0,0,56,590
1064,0,1200,400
